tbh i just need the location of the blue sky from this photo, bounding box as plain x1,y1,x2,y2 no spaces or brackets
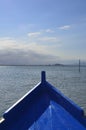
0,0,86,65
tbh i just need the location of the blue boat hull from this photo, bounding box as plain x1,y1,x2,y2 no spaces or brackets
0,71,86,130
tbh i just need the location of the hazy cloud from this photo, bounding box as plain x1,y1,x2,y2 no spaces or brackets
38,36,59,43
0,48,59,65
59,25,71,30
0,37,59,65
28,32,41,37
45,29,54,33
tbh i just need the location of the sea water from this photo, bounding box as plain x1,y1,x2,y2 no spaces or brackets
0,65,86,117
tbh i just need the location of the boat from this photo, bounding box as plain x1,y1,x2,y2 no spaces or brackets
0,71,86,130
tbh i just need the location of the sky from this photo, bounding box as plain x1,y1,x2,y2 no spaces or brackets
0,0,86,65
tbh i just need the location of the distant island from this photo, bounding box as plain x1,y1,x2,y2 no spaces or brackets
0,62,86,67
0,59,86,66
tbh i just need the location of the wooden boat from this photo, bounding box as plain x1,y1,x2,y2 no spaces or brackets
0,71,86,130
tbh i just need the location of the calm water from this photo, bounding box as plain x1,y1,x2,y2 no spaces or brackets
0,65,86,117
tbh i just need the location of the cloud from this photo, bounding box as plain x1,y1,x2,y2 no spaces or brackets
59,25,71,30
45,29,54,33
38,36,59,43
27,29,60,45
27,32,41,37
0,48,59,65
0,37,17,49
0,37,59,65
27,28,54,39
38,36,60,45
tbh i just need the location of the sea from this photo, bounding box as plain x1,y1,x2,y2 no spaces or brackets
0,65,86,117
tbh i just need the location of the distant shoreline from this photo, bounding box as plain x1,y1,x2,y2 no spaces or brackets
0,64,86,67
